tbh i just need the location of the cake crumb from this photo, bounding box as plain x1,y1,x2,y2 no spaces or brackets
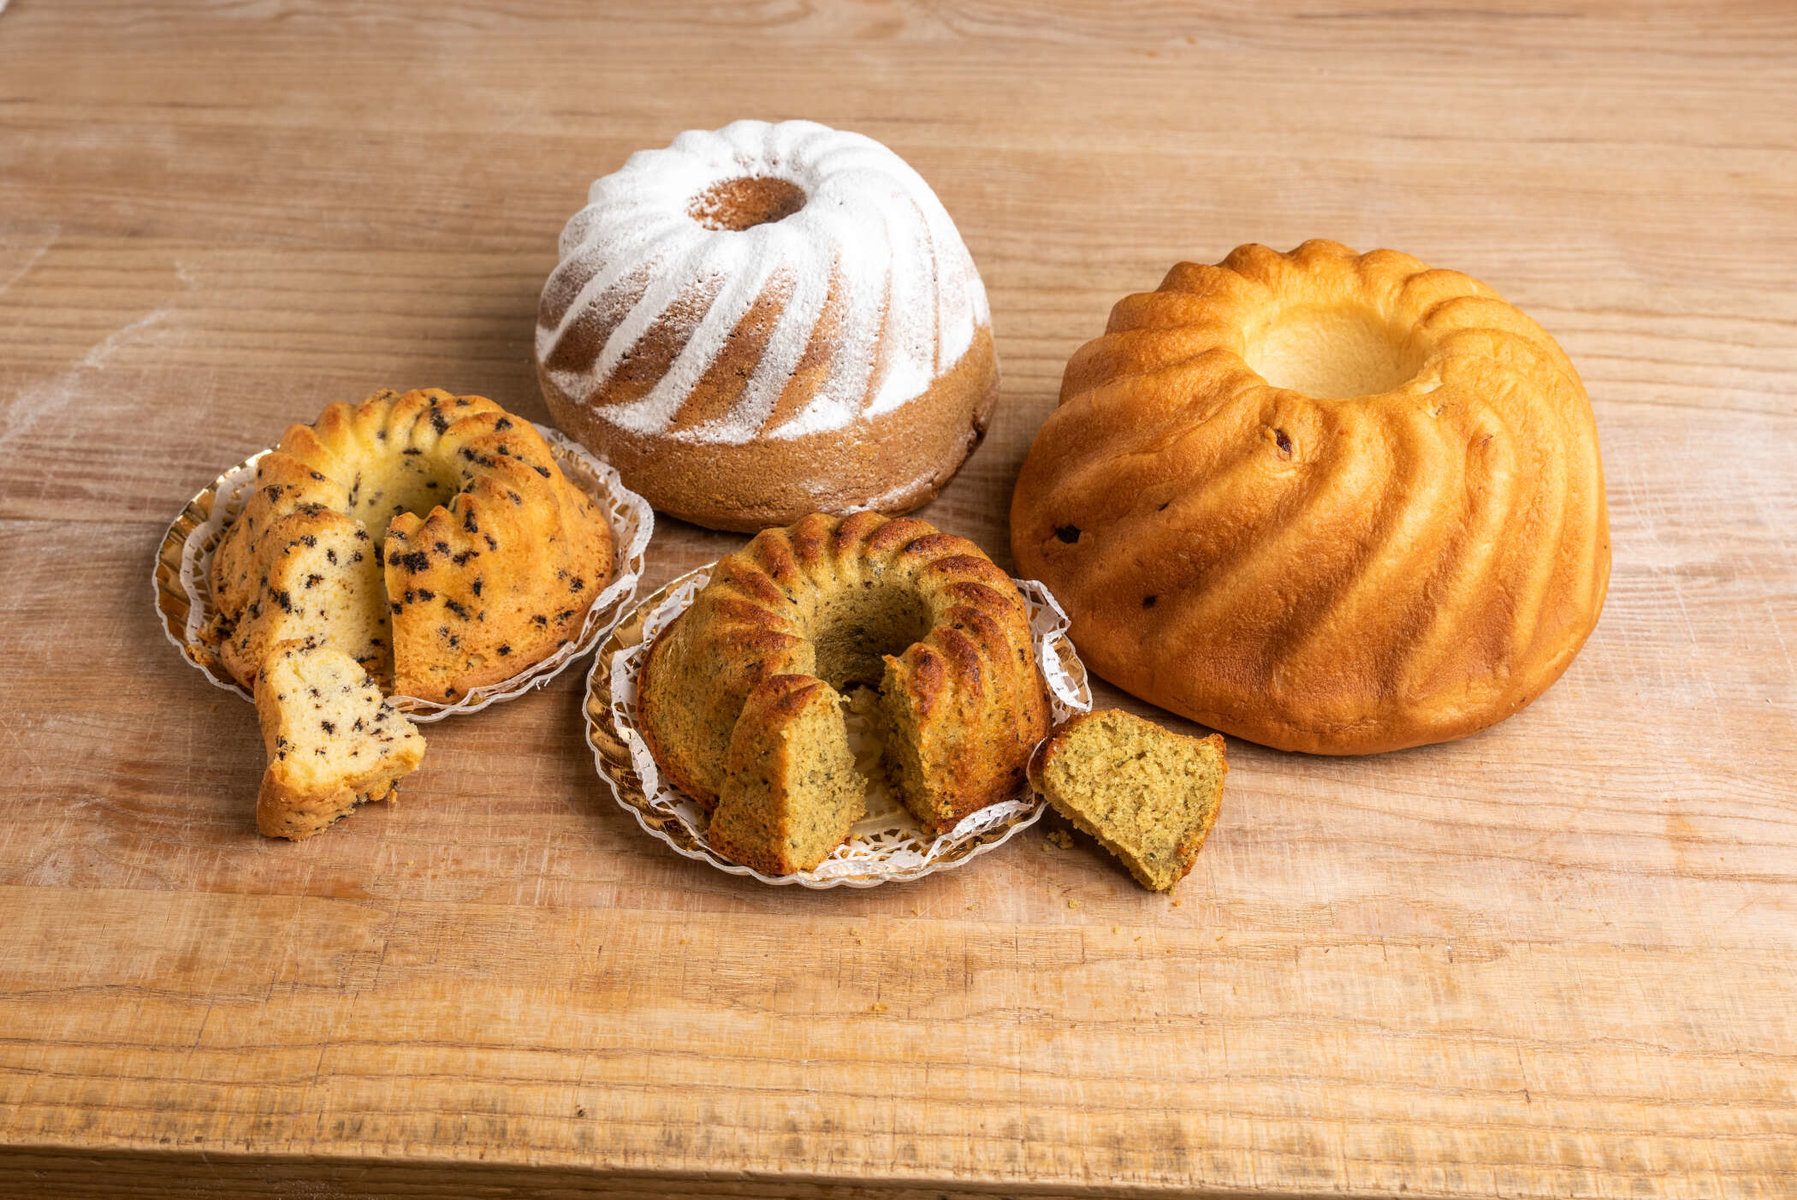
869,1002,888,1014
1067,898,1082,910
1045,829,1075,850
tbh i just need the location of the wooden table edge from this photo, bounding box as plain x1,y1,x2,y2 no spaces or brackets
0,1142,1380,1200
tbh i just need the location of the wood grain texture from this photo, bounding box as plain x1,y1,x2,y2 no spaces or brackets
2,1,1795,1196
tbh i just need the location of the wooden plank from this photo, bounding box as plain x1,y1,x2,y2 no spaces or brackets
1,1,1795,1195
4,884,1796,1190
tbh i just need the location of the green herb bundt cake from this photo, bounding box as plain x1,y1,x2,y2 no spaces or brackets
639,512,1050,857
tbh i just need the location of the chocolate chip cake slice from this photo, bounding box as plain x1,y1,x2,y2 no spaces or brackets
253,639,426,839
1028,709,1227,893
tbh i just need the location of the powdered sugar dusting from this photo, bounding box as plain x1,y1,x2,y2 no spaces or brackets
538,119,990,446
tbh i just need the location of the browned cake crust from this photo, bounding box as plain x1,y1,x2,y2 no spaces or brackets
542,327,998,533
256,780,400,842
639,511,1051,836
1012,240,1611,755
210,388,615,700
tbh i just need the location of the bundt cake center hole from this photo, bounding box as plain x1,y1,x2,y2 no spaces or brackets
806,586,934,692
346,458,464,544
1245,304,1424,400
688,176,808,232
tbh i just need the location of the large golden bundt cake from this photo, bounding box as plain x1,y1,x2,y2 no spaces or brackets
211,388,615,700
537,119,998,533
1012,240,1610,755
639,512,1050,843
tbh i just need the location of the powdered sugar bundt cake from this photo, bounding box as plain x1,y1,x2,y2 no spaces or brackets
1012,240,1610,755
537,119,998,532
211,388,615,700
639,512,1050,845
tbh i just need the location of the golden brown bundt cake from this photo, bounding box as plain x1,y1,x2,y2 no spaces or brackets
211,388,615,701
706,674,867,875
1012,240,1609,755
254,639,426,839
639,511,1050,840
1029,709,1226,894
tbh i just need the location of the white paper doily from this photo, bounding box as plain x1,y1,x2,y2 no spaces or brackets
584,565,1092,888
155,423,653,721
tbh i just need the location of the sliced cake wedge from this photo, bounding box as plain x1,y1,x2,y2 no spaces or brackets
1028,709,1227,893
253,639,426,839
706,675,867,875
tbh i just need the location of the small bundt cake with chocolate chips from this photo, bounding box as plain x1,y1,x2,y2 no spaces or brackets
639,511,1050,847
210,388,614,701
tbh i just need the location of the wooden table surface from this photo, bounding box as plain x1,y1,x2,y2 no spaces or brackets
4,2,1795,1196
